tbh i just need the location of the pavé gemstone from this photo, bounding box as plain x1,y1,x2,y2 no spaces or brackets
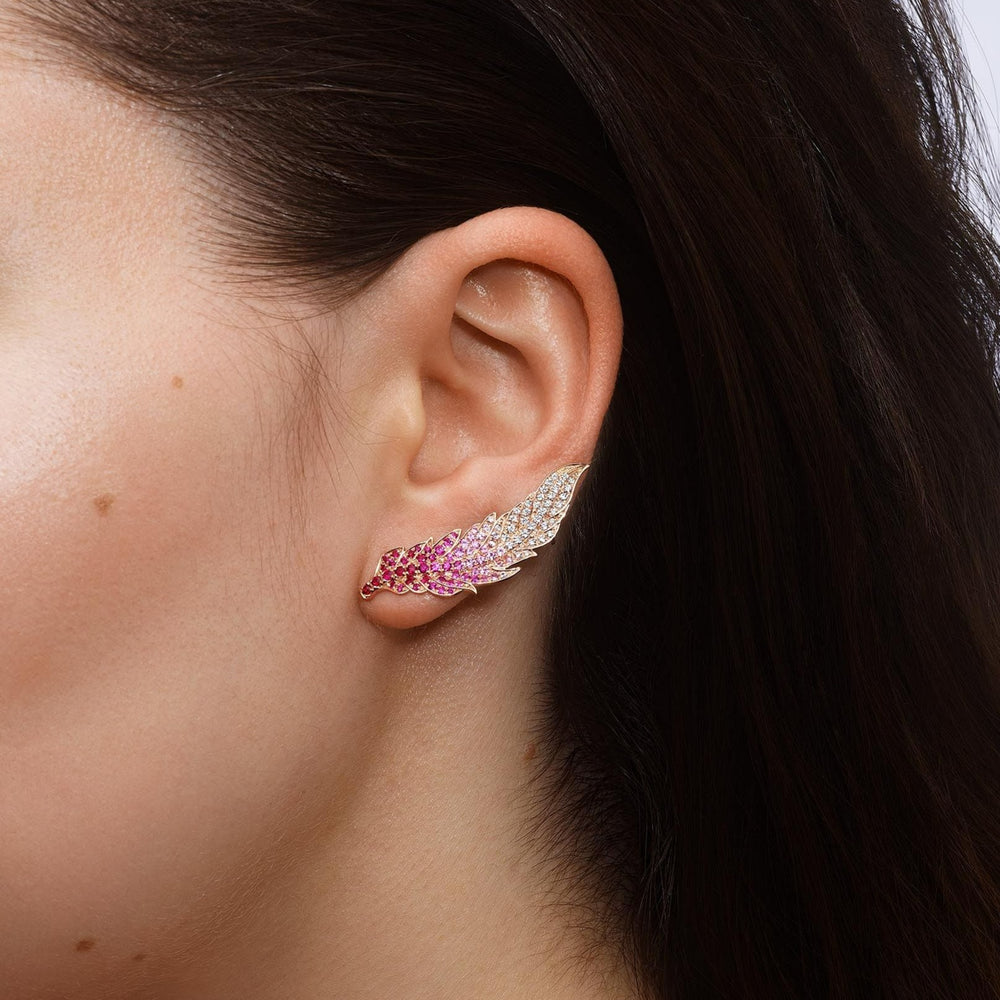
360,464,589,600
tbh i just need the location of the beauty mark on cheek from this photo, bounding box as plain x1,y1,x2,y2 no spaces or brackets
75,938,96,953
93,494,116,516
171,375,184,389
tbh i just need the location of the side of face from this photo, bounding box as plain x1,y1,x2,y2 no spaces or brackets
0,31,381,996
0,2,626,991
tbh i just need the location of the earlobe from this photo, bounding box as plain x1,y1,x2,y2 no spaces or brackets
355,206,622,632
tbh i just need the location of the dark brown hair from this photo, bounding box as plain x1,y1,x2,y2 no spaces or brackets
18,1,1000,996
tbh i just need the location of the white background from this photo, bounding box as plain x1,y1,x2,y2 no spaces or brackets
957,0,1000,227
959,0,999,155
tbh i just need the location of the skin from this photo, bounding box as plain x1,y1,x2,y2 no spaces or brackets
0,14,627,1000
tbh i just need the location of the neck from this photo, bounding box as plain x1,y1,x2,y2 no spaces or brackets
186,580,636,1000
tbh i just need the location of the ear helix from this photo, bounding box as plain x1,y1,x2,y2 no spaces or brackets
360,464,589,600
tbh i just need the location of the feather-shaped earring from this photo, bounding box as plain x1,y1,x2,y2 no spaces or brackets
360,464,589,600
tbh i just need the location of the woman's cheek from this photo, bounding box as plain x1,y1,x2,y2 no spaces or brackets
0,319,314,991
0,328,240,706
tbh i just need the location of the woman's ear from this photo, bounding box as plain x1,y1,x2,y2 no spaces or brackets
347,206,622,630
